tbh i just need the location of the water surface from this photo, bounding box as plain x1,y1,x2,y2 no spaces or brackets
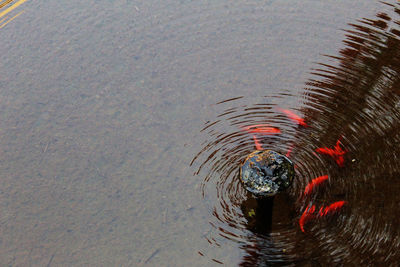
1,0,399,265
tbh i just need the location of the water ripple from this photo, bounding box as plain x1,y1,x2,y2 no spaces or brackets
192,2,400,265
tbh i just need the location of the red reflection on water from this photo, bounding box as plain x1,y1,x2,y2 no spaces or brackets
252,135,263,150
242,124,280,150
315,138,347,167
286,143,294,157
299,201,347,233
303,175,329,196
242,124,281,135
299,204,316,233
318,201,347,217
276,107,309,127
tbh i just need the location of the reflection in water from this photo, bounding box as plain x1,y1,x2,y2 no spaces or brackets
191,93,308,265
0,0,27,29
192,2,400,265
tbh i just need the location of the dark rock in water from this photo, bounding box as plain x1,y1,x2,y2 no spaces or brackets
240,150,294,197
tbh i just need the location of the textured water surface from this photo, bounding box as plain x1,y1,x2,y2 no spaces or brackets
1,0,399,266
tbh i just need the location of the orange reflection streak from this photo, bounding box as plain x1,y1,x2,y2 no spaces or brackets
299,201,347,232
242,124,281,135
315,138,347,167
0,0,27,19
318,201,347,217
303,175,329,196
252,135,263,150
299,204,316,233
286,143,294,157
276,107,309,127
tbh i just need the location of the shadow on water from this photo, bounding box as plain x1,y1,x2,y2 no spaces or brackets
192,1,400,265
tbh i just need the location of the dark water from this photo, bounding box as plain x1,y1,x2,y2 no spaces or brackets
0,0,399,266
192,2,400,266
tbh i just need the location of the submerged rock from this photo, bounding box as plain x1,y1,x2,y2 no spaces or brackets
240,150,294,197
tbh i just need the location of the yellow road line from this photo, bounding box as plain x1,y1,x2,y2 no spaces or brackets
0,0,27,19
0,0,14,10
0,9,23,28
0,15,7,24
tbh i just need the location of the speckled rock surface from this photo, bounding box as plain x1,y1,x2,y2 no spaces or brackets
240,150,294,197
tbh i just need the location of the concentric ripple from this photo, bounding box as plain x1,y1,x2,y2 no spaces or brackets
191,93,326,264
192,1,400,265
